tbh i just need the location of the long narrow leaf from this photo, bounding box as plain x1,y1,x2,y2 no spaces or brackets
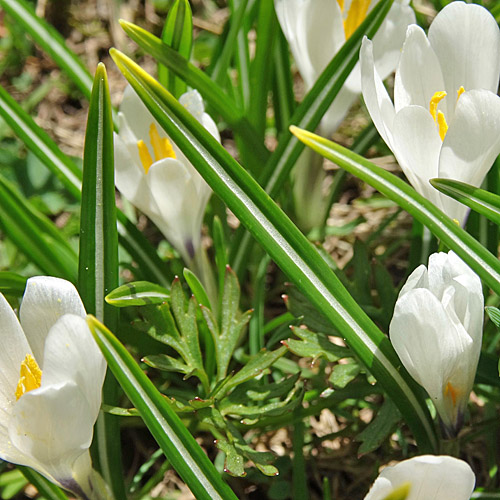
18,467,68,500
79,63,125,500
431,178,500,227
109,49,438,452
0,0,93,98
158,0,193,97
0,82,171,285
231,0,394,273
88,316,238,500
118,20,270,166
0,174,77,280
291,127,500,296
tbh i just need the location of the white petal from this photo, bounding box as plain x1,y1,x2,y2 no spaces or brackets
179,90,221,142
275,0,345,89
360,37,396,151
0,293,31,417
394,25,445,112
8,382,94,481
364,455,475,500
41,314,106,421
428,2,500,106
391,105,442,204
389,288,472,402
370,0,416,83
118,85,160,146
438,90,500,223
398,263,428,297
20,277,85,363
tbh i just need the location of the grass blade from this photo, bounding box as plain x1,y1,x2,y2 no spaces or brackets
431,178,500,226
88,316,239,500
158,0,193,97
0,0,93,98
291,127,500,296
109,49,438,452
78,63,125,500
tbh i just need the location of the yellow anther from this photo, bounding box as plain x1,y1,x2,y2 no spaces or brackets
437,111,448,141
337,0,345,13
137,140,153,173
149,123,176,161
444,381,457,407
429,91,447,122
344,0,371,39
457,86,465,101
15,354,42,401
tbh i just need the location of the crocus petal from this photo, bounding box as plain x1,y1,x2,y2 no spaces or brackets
320,85,359,137
438,89,500,223
0,293,31,411
8,382,94,482
389,288,473,402
360,37,396,151
275,0,345,90
391,105,442,204
428,2,500,109
19,277,85,364
41,315,106,421
368,0,416,85
394,25,445,112
179,90,221,142
364,455,475,500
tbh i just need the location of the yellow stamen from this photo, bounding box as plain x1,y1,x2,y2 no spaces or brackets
429,91,447,122
149,123,176,161
137,140,153,173
15,354,42,401
436,111,448,141
444,381,457,407
457,86,465,101
343,0,371,39
337,0,345,13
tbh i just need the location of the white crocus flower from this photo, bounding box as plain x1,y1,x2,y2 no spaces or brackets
361,1,500,225
275,0,415,136
0,277,106,499
389,251,483,438
364,455,475,500
114,86,219,265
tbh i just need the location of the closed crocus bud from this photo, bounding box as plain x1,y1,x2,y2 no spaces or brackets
361,1,500,224
275,0,415,136
0,277,107,499
364,455,475,500
389,251,483,438
114,86,219,265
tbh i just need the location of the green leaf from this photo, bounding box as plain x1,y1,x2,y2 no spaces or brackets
78,64,125,500
284,327,351,363
0,272,27,296
230,0,395,274
0,0,93,98
0,82,171,286
106,281,170,307
88,316,239,500
159,0,193,97
430,178,500,226
143,353,192,375
119,20,270,167
486,306,500,329
18,467,69,500
328,362,361,389
0,174,77,280
202,266,252,381
109,48,438,453
356,398,401,456
184,268,212,309
291,127,500,298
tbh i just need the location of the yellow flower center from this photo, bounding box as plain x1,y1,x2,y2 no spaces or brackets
428,86,465,141
338,0,371,40
136,123,176,174
15,354,42,401
443,381,458,407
